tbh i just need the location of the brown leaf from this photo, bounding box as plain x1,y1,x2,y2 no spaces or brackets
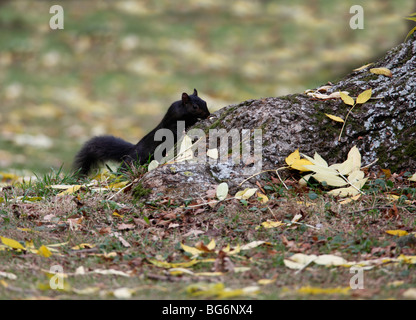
117,223,135,230
161,212,177,220
195,241,212,253
99,226,112,235
133,218,150,227
381,168,392,179
213,250,234,273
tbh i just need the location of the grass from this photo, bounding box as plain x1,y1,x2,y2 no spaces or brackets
1,166,415,300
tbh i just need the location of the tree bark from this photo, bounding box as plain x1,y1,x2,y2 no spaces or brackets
141,35,416,200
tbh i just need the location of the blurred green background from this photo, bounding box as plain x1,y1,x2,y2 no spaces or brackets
0,0,414,174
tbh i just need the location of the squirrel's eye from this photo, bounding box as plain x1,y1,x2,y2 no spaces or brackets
193,105,198,109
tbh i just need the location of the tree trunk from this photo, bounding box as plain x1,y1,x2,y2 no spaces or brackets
141,35,416,199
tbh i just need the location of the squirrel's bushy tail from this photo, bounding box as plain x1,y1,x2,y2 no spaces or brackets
73,136,135,176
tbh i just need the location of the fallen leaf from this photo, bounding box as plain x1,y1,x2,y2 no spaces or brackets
240,241,266,250
256,192,269,203
356,89,372,104
0,236,25,250
353,63,374,71
386,230,409,237
38,245,52,258
370,67,392,77
403,288,416,299
285,149,313,172
314,254,348,266
325,113,344,123
235,188,258,200
207,148,218,159
216,182,228,201
340,92,355,106
297,286,350,295
260,220,285,229
148,160,159,171
58,185,82,196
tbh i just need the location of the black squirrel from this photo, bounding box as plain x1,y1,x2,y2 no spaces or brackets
73,89,210,175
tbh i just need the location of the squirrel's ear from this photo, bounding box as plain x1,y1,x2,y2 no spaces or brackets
193,88,198,96
182,92,190,104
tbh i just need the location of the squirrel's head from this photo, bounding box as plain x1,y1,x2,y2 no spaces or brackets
181,89,210,120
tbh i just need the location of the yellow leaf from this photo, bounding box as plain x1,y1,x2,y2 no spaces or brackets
168,268,194,276
348,170,365,183
0,236,25,250
221,244,240,255
148,258,199,268
285,149,313,172
405,26,416,42
386,230,409,237
370,67,392,78
356,89,372,104
194,272,224,277
328,178,367,197
291,159,314,172
409,173,416,182
261,220,285,229
285,149,301,166
258,278,276,285
296,200,316,207
235,188,257,200
186,283,225,296
297,286,350,295
240,241,266,250
353,63,374,71
58,185,82,196
71,243,95,250
325,113,344,123
256,192,269,203
310,171,348,187
339,194,361,205
330,145,362,176
112,211,124,218
106,181,129,189
314,254,348,266
186,282,259,298
346,145,362,172
397,254,416,264
284,253,318,270
38,245,52,258
339,92,355,106
18,228,36,233
207,239,216,251
180,243,203,256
